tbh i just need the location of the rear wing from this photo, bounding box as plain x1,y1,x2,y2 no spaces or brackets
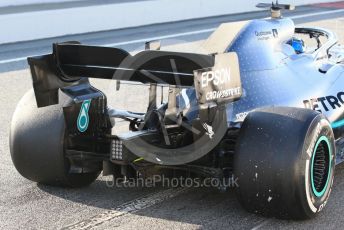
28,43,241,107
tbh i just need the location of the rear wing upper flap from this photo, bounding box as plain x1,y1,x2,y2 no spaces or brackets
54,43,215,84
28,42,241,107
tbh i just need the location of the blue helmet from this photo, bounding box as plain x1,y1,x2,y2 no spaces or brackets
287,38,305,54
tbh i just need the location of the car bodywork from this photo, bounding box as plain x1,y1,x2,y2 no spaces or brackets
26,6,344,179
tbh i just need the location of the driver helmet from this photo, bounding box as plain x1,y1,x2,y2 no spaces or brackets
287,38,306,54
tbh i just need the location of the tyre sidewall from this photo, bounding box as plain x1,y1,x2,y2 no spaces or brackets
298,116,335,218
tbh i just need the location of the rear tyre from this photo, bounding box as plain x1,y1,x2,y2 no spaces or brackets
234,107,335,219
10,90,100,187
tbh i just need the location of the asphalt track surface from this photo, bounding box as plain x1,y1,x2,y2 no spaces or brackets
0,4,344,230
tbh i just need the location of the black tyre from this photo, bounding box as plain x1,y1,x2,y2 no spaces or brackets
234,107,335,219
10,90,100,187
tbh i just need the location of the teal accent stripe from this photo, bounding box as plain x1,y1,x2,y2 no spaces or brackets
331,119,344,129
310,136,332,198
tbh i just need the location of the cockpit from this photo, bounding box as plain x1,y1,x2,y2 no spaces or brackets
201,8,343,72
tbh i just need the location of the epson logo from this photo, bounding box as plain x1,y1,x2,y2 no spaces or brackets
201,68,231,88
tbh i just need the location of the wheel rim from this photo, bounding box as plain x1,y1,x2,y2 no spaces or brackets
310,136,332,198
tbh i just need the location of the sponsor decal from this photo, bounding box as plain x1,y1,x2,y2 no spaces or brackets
77,99,92,132
272,29,279,38
194,53,242,105
303,92,344,112
235,112,249,122
255,30,272,37
202,123,214,139
255,29,277,40
304,95,344,128
201,68,231,88
206,87,241,101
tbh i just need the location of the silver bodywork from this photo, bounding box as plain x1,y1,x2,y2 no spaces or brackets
228,18,344,145
107,17,344,164
183,17,344,139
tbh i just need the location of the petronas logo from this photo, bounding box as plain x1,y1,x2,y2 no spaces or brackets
77,99,91,132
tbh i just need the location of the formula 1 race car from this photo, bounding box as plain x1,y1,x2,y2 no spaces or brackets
10,2,344,219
